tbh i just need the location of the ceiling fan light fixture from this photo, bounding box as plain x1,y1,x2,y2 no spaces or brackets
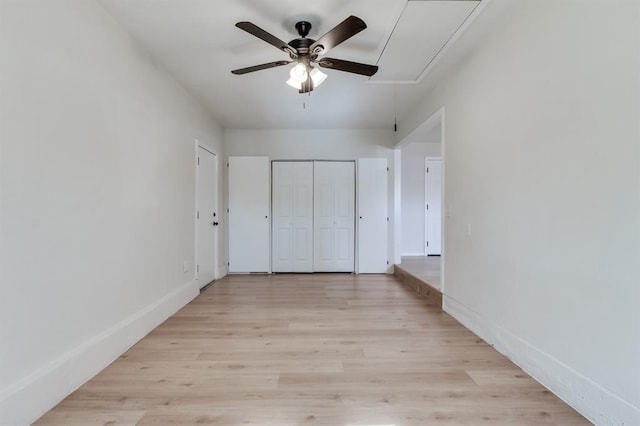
310,68,327,87
289,63,308,84
286,77,302,90
286,65,327,91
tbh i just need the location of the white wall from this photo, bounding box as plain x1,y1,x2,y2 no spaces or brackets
224,128,395,271
401,142,441,255
0,1,224,423
399,0,640,424
224,129,394,159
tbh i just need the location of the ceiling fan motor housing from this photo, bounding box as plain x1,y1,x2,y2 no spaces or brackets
289,38,314,56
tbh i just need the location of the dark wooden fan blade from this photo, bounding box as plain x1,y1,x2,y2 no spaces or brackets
231,60,291,75
317,58,378,77
310,16,367,55
236,22,294,55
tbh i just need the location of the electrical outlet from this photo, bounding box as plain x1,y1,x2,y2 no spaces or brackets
183,261,190,273
466,224,472,237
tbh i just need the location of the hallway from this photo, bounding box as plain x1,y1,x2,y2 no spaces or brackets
36,274,587,425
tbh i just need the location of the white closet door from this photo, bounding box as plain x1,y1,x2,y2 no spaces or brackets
358,158,388,273
314,161,355,272
425,158,442,255
272,161,313,272
196,146,217,286
228,156,270,272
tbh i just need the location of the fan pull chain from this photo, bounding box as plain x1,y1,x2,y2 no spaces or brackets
394,84,398,132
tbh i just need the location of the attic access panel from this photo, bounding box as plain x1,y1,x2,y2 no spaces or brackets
372,0,480,82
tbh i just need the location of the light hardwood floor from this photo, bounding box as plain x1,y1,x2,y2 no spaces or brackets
36,274,589,425
399,256,441,290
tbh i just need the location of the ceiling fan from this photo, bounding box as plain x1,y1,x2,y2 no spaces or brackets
231,16,379,93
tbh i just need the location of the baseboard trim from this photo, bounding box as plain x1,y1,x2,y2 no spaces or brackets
443,295,640,426
199,279,216,293
0,279,199,425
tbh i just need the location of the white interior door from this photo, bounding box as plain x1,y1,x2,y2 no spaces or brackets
196,146,217,286
272,161,313,272
314,161,355,272
228,156,270,272
425,158,442,255
358,158,388,273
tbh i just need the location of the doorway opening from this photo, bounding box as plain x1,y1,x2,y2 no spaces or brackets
395,107,445,294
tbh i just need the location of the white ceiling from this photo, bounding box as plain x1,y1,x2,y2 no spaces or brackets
372,1,478,82
99,0,482,129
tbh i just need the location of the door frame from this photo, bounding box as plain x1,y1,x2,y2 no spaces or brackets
195,140,220,283
394,106,446,292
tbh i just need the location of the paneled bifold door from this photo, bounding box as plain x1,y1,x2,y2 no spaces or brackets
271,161,355,273
314,161,355,272
272,162,313,272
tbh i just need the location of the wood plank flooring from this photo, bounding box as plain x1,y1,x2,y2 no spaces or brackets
394,267,442,307
399,256,441,290
35,274,589,425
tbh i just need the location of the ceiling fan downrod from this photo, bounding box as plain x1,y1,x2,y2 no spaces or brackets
295,21,311,38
